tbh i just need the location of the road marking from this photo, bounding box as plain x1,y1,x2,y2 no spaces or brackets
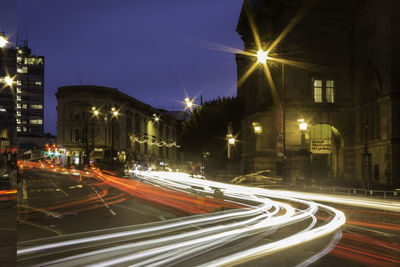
17,204,62,219
87,184,116,216
18,219,63,236
48,178,69,197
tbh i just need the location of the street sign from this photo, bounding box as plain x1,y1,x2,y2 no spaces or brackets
311,139,331,154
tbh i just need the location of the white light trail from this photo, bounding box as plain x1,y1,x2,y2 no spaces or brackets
18,170,347,266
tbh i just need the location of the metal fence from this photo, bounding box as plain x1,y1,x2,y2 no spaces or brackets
307,185,400,200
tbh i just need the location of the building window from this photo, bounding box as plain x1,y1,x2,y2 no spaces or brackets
16,88,22,93
35,81,42,85
17,119,21,124
17,111,21,116
17,95,21,101
30,104,43,109
313,79,335,103
17,127,21,132
22,104,27,109
313,80,322,103
326,80,334,103
75,129,80,142
17,104,21,109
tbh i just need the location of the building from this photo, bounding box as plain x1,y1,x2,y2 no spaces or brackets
56,85,179,169
0,37,44,153
236,0,400,187
0,43,17,152
15,44,45,139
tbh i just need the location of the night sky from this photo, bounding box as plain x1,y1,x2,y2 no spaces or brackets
1,0,244,135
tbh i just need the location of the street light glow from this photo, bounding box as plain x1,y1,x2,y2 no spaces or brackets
298,119,308,131
228,137,236,145
256,50,269,64
184,98,194,109
0,35,7,48
113,110,119,117
94,110,99,116
5,76,13,86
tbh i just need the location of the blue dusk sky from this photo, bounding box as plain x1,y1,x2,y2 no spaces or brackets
1,0,244,134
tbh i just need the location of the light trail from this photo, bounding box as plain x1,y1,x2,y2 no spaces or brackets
18,168,347,266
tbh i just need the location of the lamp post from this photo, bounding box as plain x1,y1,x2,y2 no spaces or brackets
226,123,236,160
255,48,286,179
91,106,119,169
362,123,372,190
110,107,119,169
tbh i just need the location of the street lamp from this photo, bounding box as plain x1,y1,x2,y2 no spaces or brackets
0,34,7,48
226,123,236,160
298,119,308,147
184,97,194,109
91,106,119,169
256,49,269,64
4,76,13,86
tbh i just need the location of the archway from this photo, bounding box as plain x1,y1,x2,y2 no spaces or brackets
309,124,344,179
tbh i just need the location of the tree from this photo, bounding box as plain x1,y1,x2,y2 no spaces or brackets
181,97,243,174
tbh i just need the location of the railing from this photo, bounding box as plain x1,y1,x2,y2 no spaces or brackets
307,185,400,200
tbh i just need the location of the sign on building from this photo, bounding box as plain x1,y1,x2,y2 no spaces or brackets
311,139,331,154
310,124,332,154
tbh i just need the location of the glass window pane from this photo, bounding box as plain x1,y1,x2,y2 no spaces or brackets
314,80,322,87
314,87,322,103
326,87,334,103
326,80,334,87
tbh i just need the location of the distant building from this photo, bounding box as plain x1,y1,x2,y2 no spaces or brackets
15,45,45,138
56,85,179,169
236,0,400,186
0,39,44,153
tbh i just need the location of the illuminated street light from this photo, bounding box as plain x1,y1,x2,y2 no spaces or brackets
184,97,194,109
256,49,269,64
153,113,160,122
298,119,308,132
228,136,236,145
4,76,13,86
94,110,99,116
112,110,119,117
0,35,7,48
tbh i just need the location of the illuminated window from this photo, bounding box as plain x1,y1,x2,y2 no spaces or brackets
30,104,43,109
22,104,27,109
17,104,21,109
16,80,21,86
326,80,335,103
17,68,23,73
29,119,43,125
17,111,21,116
16,88,21,93
17,127,21,132
17,57,22,63
35,81,42,85
313,79,335,104
22,67,28,73
313,80,322,103
17,119,21,124
17,95,21,101
23,127,27,132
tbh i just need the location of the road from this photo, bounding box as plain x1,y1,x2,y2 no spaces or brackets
16,162,400,266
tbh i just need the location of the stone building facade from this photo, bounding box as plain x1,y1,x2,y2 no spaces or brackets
236,0,400,186
56,85,179,169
